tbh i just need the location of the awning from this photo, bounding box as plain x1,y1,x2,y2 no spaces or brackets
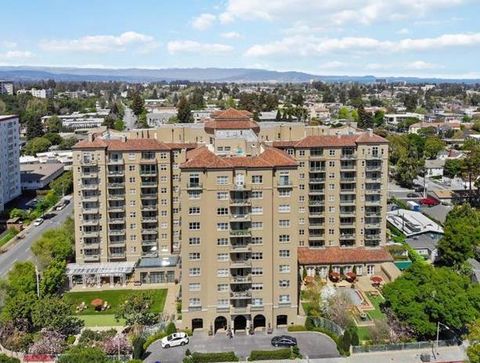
66,261,136,276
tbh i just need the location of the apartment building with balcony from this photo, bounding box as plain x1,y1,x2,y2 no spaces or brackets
70,108,392,332
0,115,21,212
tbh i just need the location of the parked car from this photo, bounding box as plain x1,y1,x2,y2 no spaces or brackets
407,192,419,198
161,332,189,348
420,197,440,206
33,218,44,226
271,335,297,347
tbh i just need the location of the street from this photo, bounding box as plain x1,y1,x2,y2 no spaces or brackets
123,105,137,130
145,331,339,363
0,202,74,277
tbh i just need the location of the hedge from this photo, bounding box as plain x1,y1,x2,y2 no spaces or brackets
184,352,239,362
143,331,167,350
287,325,307,332
0,354,20,363
248,349,291,361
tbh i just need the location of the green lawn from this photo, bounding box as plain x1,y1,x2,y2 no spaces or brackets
366,293,386,320
0,229,17,247
78,314,125,327
64,289,167,316
356,326,370,341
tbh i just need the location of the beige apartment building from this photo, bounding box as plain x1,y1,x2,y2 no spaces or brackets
69,108,391,332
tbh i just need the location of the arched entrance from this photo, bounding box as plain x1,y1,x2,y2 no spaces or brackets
276,315,288,327
253,314,266,329
214,316,228,333
233,315,247,331
192,318,203,331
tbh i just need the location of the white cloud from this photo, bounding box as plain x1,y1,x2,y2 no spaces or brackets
1,41,17,49
397,28,409,35
39,31,157,53
192,13,216,31
245,32,480,57
167,40,233,55
219,0,466,26
221,32,241,39
1,50,33,59
320,61,348,69
405,60,442,70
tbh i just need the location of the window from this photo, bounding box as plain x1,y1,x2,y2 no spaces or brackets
279,235,290,243
251,191,263,199
217,222,228,231
251,207,263,215
278,204,291,213
189,222,200,230
189,191,201,199
251,252,263,260
217,192,228,200
189,252,200,260
217,208,228,215
129,165,136,171
217,176,229,185
279,250,290,257
252,175,263,184
217,253,229,261
189,268,200,276
217,269,229,277
279,280,290,288
299,218,305,225
279,265,290,273
367,265,375,275
299,150,305,156
217,284,228,292
329,149,336,156
329,161,335,167
217,238,228,246
189,207,200,215
279,189,291,197
252,283,263,290
329,183,335,190
279,295,290,304
279,220,290,227
329,195,335,202
189,237,200,245
189,298,201,307
252,298,264,306
329,229,335,235
329,172,335,179
160,152,168,159
217,299,229,307
251,237,263,244
189,283,200,291
252,267,263,275
251,222,263,230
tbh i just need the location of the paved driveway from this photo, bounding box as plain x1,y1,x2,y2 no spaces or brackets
145,330,339,362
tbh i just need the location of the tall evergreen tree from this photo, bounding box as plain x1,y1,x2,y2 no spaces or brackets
131,92,144,116
177,96,193,123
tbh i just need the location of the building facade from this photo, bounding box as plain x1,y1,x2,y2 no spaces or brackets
0,115,21,212
0,81,13,95
70,108,391,332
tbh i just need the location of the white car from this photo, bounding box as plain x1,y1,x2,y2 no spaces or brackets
160,332,189,348
33,218,44,226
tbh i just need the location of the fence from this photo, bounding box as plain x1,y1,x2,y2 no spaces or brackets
308,316,344,336
352,339,458,353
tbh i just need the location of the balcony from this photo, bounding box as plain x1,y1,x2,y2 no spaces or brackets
141,229,157,235
81,172,98,178
141,193,158,200
229,214,251,222
230,199,251,206
83,242,100,250
108,183,124,189
141,205,158,211
309,178,325,184
230,229,251,237
142,240,158,246
110,252,126,259
82,195,98,202
80,159,96,165
309,200,325,206
109,205,125,212
309,223,324,229
341,153,356,160
109,218,124,224
109,240,126,247
107,158,123,165
84,254,100,262
108,170,124,176
186,182,203,190
308,189,325,195
340,210,356,217
109,229,125,236
108,194,125,200
365,199,381,206
82,219,99,226
230,275,252,284
277,179,292,188
82,230,99,238
340,233,356,240
230,290,252,299
310,166,326,172
142,216,158,222
340,189,356,194
230,244,251,253
340,199,356,205
141,181,157,187
365,234,381,241
309,235,325,241
365,174,381,181
142,251,159,258
340,176,356,182
140,170,157,177
230,259,252,268
234,183,251,191
81,184,98,190
83,208,99,214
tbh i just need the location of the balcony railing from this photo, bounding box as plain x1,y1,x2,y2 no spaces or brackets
141,229,157,235
187,182,203,190
141,205,158,211
309,178,326,183
108,170,124,176
109,205,125,212
308,200,325,206
230,229,251,237
108,183,124,188
81,184,98,190
230,260,252,268
109,229,125,236
230,291,252,299
84,254,100,262
142,240,158,246
230,275,252,283
230,199,251,206
229,214,251,222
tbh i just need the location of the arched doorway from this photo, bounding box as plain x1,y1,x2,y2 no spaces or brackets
276,315,288,327
233,315,247,331
253,314,266,329
192,318,203,331
214,316,227,333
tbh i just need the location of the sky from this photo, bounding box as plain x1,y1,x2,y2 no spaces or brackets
1,0,480,78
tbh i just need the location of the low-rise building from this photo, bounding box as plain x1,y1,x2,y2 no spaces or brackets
17,88,53,99
425,159,445,177
146,108,177,127
20,163,64,190
0,80,14,95
405,233,441,262
385,113,424,127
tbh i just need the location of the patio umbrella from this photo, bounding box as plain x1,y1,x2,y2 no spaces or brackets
370,276,383,284
90,298,104,307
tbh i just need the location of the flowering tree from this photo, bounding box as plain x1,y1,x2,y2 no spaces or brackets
102,334,132,356
29,329,66,355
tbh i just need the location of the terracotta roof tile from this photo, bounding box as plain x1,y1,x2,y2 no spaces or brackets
205,108,259,133
73,138,197,151
272,132,388,149
211,108,253,120
298,247,393,265
181,146,297,169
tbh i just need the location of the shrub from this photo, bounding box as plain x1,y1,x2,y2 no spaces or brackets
184,351,239,362
132,336,145,359
0,354,20,363
248,349,291,361
287,325,306,332
182,328,193,336
165,321,177,335
143,331,167,350
128,360,143,363
305,317,315,331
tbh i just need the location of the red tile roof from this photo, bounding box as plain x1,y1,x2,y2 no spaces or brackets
298,247,393,265
205,108,259,133
272,132,388,148
181,146,297,169
73,138,197,151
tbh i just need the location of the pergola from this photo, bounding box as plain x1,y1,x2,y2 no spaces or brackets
66,261,136,288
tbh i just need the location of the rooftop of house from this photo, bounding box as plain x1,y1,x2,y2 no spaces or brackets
405,233,442,252
298,247,393,265
0,115,18,122
386,209,444,237
20,162,64,183
273,130,388,148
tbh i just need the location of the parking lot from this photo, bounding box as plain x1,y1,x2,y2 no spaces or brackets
145,330,339,363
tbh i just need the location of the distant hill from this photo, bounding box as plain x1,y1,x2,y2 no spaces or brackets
0,66,478,84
